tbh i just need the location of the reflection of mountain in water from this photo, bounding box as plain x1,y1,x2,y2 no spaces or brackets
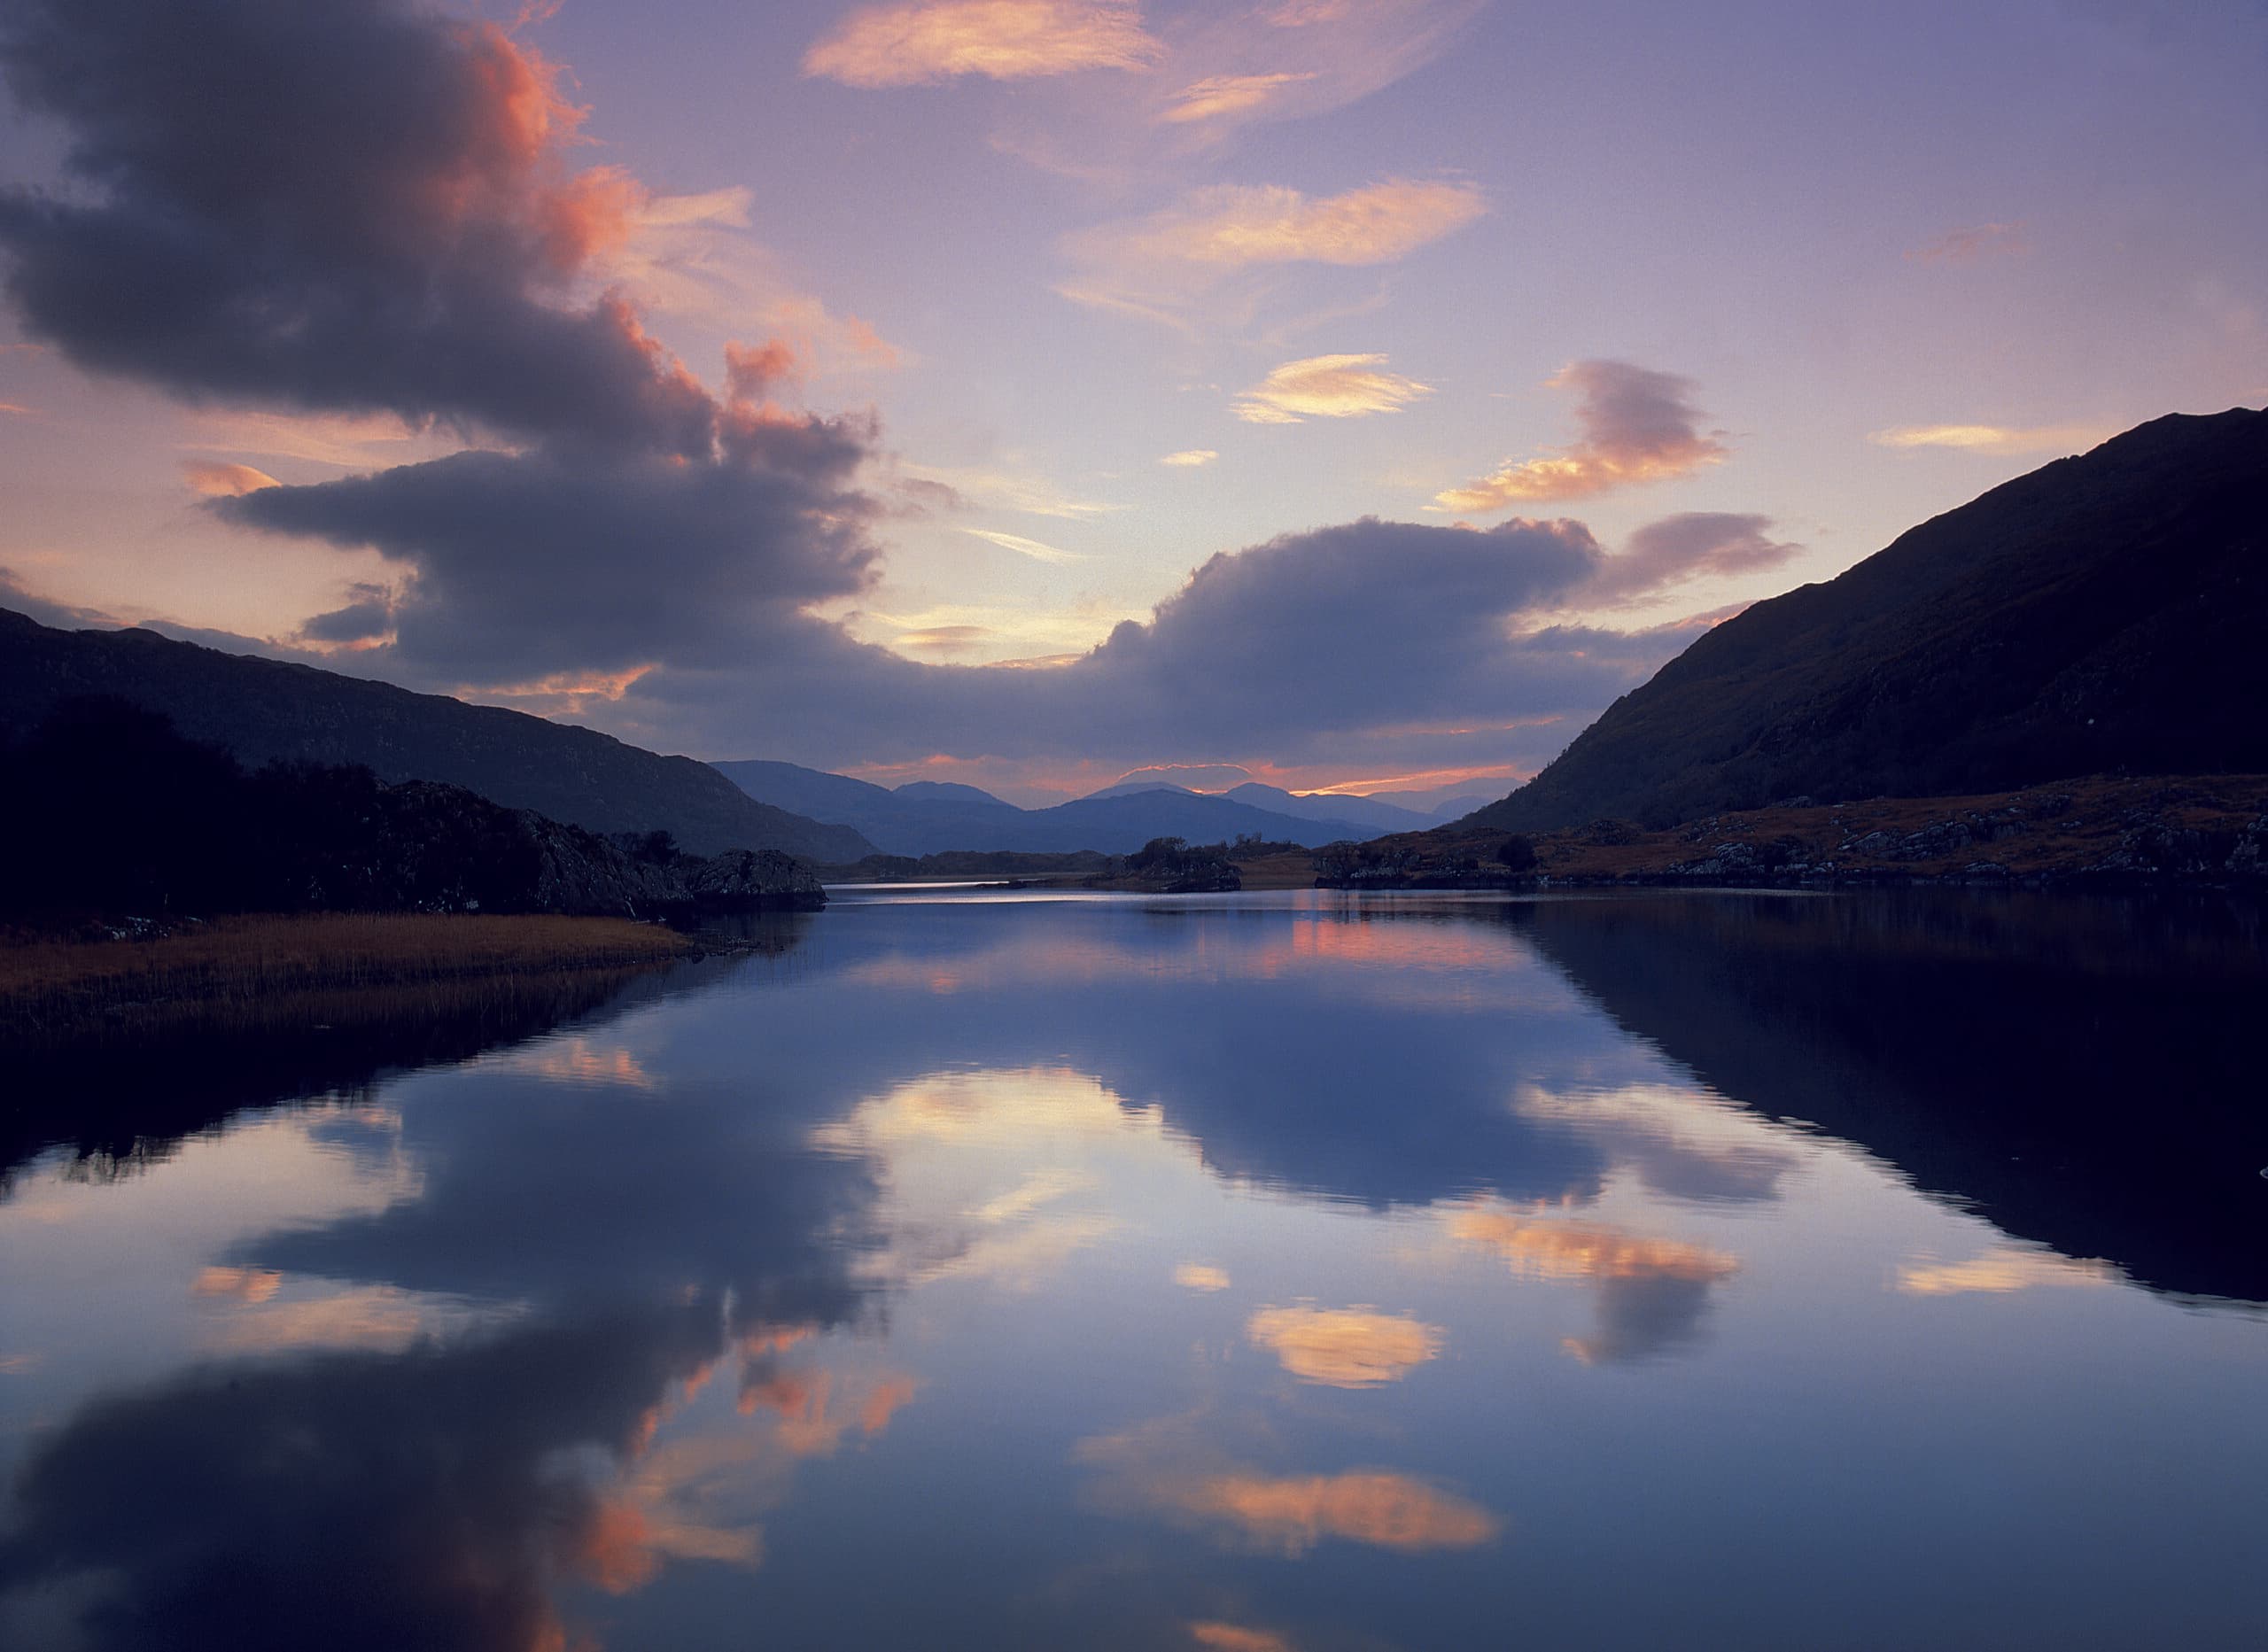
0,935,798,1193
1510,893,2268,1305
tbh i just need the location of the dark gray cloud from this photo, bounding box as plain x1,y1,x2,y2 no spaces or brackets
0,0,712,454
221,425,880,683
598,516,1670,771
294,583,396,645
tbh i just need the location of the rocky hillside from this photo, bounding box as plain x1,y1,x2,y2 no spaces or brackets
0,609,874,861
1472,407,2268,833
1324,774,2268,890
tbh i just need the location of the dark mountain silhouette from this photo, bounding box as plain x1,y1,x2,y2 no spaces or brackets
0,609,874,860
1473,408,2268,833
0,699,821,923
714,758,1392,855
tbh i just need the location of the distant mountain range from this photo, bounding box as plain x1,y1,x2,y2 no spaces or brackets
711,761,1448,856
1473,407,2268,834
0,611,875,862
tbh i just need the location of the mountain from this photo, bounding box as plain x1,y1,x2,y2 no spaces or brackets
717,758,1390,856
1221,782,1435,833
893,779,1011,806
1473,407,2268,833
0,611,875,862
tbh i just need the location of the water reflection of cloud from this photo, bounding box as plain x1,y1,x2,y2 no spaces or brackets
814,1067,1190,1292
1175,1262,1232,1291
1077,1411,1498,1556
1896,1245,2118,1296
501,1035,657,1090
1511,1082,1802,1205
197,1281,510,1353
1190,1623,1294,1652
1246,1305,1442,1388
1449,1204,1739,1363
0,1302,726,1652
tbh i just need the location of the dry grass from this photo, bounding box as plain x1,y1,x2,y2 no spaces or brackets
0,912,695,1046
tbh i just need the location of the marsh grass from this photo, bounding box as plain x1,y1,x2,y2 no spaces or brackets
0,912,694,1047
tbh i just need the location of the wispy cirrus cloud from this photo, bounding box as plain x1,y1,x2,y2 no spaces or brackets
1070,178,1485,274
1868,422,2109,456
1060,178,1485,322
962,526,1091,564
1157,70,1316,123
803,0,1162,87
899,461,1123,519
1435,361,1728,510
1159,448,1216,466
1233,353,1430,423
1906,221,2028,265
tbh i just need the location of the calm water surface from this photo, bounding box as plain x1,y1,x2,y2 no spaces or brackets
3,890,2264,1650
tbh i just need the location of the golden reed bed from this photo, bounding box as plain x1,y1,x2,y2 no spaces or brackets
0,912,695,1047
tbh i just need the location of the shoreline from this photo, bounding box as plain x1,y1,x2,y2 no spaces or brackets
0,912,706,1049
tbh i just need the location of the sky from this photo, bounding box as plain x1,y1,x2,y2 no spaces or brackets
0,0,2262,806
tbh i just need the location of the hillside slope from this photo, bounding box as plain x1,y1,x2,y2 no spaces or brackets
0,611,874,860
1473,407,2268,832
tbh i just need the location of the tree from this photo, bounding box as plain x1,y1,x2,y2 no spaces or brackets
1496,834,1538,873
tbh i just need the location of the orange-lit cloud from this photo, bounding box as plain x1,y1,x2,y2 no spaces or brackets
737,1362,922,1455
1190,1623,1294,1652
1435,361,1727,509
192,1265,283,1301
1181,1470,1497,1555
1160,448,1218,466
804,0,1162,87
1234,353,1430,423
1174,1262,1231,1291
1160,71,1317,122
1245,1305,1442,1387
1895,1246,2117,1296
181,460,282,498
1907,221,2028,264
1080,1413,1499,1555
1449,1204,1739,1362
1071,177,1486,276
574,1498,664,1594
1867,422,2109,456
1449,1210,1736,1288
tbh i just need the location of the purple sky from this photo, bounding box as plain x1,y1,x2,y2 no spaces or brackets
2,0,2262,803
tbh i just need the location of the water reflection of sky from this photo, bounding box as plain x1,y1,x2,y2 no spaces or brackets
2,891,2264,1650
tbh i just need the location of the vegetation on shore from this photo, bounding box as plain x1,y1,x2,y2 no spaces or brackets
0,911,695,1048
1,698,821,925
1321,774,2268,889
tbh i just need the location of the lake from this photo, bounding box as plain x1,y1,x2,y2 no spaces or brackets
3,888,2264,1650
